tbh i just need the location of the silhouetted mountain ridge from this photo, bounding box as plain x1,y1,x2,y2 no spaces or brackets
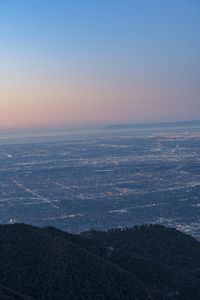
0,223,200,299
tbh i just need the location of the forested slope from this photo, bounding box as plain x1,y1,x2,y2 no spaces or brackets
0,224,200,300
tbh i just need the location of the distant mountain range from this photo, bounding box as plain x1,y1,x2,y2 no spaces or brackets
105,120,200,130
0,223,200,299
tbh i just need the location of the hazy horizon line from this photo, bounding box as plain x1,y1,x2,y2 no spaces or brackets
0,118,199,135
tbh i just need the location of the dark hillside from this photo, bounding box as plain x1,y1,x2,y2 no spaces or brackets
0,224,149,300
0,285,34,300
82,225,200,270
0,224,200,299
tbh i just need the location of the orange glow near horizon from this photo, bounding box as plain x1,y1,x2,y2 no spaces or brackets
0,74,199,131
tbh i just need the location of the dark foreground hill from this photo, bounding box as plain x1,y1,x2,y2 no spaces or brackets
0,285,34,300
0,224,200,300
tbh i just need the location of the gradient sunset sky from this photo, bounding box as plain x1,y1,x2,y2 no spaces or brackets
0,0,199,130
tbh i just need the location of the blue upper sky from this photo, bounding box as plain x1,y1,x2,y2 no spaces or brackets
0,0,199,129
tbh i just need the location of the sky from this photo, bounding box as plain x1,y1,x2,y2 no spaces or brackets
0,0,199,130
